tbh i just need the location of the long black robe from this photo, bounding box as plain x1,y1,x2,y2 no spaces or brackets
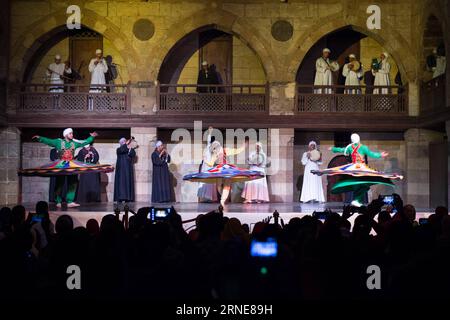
49,148,68,202
151,151,172,203
114,144,136,202
76,147,101,203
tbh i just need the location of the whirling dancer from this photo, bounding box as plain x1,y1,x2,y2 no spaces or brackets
184,134,264,207
311,133,403,207
18,128,114,208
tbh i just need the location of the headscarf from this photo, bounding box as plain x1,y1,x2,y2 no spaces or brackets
119,137,126,145
323,48,331,53
63,128,73,138
351,133,360,144
155,140,163,148
308,141,317,148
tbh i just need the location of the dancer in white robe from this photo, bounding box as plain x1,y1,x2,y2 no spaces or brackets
342,54,363,94
314,48,338,94
372,52,391,94
89,49,108,93
300,141,325,203
241,142,270,203
197,128,218,202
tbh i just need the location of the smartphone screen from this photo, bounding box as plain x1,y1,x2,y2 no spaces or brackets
250,238,278,258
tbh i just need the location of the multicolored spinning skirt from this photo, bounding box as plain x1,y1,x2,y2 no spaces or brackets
183,164,264,183
18,160,114,177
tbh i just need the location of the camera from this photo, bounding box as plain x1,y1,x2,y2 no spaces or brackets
379,194,401,213
250,238,278,258
147,207,172,222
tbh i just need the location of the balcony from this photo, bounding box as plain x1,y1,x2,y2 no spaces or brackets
157,84,269,114
295,84,407,113
14,83,131,114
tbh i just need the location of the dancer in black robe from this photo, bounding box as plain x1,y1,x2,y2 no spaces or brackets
76,144,101,203
114,138,136,203
151,141,173,203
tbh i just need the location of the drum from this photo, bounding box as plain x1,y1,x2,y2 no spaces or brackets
309,149,321,161
349,60,361,71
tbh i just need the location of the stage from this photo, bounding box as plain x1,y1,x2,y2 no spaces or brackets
20,202,436,231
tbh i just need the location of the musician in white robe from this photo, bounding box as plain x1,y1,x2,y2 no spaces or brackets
47,54,71,93
241,142,270,203
372,52,391,94
342,54,363,94
314,48,338,94
300,141,325,203
88,49,108,93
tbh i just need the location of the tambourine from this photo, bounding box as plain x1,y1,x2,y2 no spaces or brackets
349,61,361,71
309,149,321,161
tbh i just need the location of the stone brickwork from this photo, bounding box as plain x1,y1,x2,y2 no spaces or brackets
9,0,448,116
131,127,157,202
404,128,446,207
267,128,294,203
0,127,20,205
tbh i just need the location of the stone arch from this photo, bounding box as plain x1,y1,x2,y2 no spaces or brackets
286,15,416,83
10,8,142,82
152,8,277,82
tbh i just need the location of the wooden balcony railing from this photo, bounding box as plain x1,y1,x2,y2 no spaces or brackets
14,83,131,114
421,74,446,114
295,84,407,113
157,83,269,114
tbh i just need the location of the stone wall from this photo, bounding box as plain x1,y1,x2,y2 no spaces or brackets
404,128,446,207
9,0,439,87
0,127,20,205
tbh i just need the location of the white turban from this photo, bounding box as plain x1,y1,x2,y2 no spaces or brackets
55,54,61,60
323,48,331,53
351,133,360,144
201,61,208,66
119,137,126,145
155,140,163,148
308,141,317,147
349,54,356,59
95,49,102,54
382,52,389,58
63,128,73,138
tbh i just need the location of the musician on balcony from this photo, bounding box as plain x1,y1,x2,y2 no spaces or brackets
314,48,339,94
197,60,219,93
342,54,363,94
372,52,391,94
89,49,108,93
47,54,71,93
